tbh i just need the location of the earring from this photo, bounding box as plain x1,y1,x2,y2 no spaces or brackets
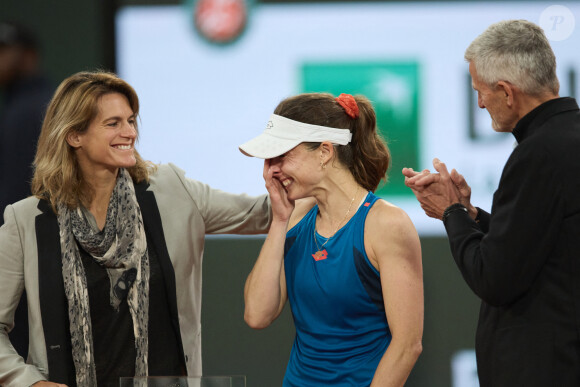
320,162,327,169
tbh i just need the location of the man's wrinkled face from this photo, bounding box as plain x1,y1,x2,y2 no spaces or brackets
469,62,518,132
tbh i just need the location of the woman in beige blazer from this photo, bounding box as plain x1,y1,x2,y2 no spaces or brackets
0,71,271,387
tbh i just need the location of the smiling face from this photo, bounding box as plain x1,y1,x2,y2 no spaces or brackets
469,62,518,133
268,143,324,200
68,92,137,179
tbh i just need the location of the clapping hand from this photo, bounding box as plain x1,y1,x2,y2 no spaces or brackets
402,158,476,220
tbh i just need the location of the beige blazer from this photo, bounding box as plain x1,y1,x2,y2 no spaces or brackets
0,163,271,386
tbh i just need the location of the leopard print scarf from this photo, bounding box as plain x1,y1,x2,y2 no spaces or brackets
57,168,149,386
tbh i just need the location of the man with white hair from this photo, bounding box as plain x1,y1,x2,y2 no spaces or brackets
403,19,580,386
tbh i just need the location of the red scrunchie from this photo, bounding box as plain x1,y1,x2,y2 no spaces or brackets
335,93,359,119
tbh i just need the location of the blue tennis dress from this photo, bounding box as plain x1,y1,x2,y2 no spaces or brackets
283,192,391,386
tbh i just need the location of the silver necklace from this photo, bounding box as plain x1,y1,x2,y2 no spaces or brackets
312,186,360,261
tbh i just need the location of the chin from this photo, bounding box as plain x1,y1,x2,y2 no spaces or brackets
122,156,137,167
286,192,297,201
286,191,308,202
284,189,299,201
491,121,508,133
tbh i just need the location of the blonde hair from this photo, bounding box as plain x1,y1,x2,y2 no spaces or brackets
32,70,155,211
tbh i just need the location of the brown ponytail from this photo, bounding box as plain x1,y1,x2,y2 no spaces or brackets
273,93,390,192
346,95,390,192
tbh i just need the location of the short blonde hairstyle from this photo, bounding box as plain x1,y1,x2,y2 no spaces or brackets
32,70,155,211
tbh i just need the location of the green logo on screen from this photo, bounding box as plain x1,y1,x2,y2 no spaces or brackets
302,62,420,197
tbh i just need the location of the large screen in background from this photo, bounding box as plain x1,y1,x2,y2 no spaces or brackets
116,2,579,235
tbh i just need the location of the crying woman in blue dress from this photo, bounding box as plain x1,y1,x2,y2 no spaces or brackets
240,92,423,386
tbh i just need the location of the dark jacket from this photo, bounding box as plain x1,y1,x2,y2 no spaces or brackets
444,97,580,386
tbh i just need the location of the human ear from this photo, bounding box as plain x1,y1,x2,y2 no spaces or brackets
66,132,82,148
319,141,334,165
497,81,515,108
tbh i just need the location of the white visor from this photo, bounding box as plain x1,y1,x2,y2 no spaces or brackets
239,114,352,159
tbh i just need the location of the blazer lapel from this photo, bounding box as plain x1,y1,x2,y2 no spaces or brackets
36,200,76,385
34,180,185,383
135,180,186,367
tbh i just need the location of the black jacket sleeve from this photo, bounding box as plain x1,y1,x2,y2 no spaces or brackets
443,142,564,306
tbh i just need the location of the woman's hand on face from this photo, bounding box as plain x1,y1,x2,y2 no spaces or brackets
32,381,68,386
263,159,294,223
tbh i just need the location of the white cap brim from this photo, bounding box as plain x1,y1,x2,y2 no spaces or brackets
239,132,302,159
239,114,352,159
